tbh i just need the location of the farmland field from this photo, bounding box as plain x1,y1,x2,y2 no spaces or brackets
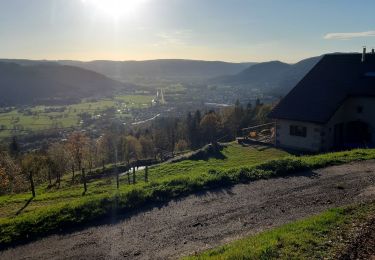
0,95,154,138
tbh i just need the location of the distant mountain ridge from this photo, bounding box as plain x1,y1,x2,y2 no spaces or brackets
59,59,255,85
0,56,324,105
0,62,135,105
211,56,322,95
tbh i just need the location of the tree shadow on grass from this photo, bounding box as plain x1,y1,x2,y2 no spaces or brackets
1,168,320,250
15,197,34,216
278,169,320,179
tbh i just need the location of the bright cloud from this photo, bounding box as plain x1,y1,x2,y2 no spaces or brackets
324,30,375,40
154,30,192,46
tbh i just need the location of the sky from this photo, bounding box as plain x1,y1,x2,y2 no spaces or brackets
1,0,375,63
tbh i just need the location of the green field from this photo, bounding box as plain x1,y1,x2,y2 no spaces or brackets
0,143,288,219
185,202,375,259
1,144,375,246
0,95,153,138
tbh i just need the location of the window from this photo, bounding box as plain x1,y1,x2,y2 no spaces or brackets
290,125,307,137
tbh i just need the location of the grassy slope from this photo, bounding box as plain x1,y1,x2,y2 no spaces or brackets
0,144,288,218
185,202,375,260
1,144,375,246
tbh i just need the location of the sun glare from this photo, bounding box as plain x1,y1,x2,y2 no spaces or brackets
82,0,148,19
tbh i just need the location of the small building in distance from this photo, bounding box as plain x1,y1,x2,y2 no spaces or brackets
152,88,167,106
268,49,375,152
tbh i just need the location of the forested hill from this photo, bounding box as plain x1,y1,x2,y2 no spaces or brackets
211,56,321,95
59,59,255,85
0,62,135,105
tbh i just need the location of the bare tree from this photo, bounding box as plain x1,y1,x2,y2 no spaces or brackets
82,168,87,194
47,143,69,188
67,132,89,181
85,139,98,174
0,151,23,194
200,111,222,144
21,153,43,198
97,133,114,171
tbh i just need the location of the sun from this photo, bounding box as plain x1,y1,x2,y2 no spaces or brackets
82,0,148,19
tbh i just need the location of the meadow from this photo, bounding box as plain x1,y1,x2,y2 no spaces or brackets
0,95,153,138
1,143,375,247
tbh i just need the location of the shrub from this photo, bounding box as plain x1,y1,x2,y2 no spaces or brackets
1,148,375,247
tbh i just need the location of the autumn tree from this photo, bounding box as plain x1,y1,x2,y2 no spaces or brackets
0,151,23,194
233,99,245,136
139,136,155,159
8,136,20,158
186,111,202,149
175,139,188,152
124,135,142,164
67,132,88,181
85,139,98,174
0,166,7,193
21,153,44,197
254,104,273,125
200,111,222,144
97,133,115,170
47,142,69,187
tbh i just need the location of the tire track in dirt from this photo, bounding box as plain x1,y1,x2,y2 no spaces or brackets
2,160,375,260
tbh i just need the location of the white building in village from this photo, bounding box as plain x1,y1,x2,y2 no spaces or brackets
269,49,375,152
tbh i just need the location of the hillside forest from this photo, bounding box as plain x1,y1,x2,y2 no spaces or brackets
0,100,272,196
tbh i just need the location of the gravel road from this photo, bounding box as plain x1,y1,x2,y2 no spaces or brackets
2,160,375,260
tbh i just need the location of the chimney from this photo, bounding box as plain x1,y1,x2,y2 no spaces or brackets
372,48,375,54
362,46,366,62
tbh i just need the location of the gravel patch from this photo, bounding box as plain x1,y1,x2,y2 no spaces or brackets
2,160,375,260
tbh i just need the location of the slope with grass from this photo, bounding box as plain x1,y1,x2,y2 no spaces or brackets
185,202,375,260
1,144,375,248
0,144,288,219
2,159,375,259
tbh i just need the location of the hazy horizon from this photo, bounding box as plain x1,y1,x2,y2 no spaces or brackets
1,0,375,63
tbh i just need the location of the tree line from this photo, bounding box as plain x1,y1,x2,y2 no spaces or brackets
0,100,273,196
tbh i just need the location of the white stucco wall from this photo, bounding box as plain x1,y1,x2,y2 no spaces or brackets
275,97,375,152
275,119,323,152
323,96,375,150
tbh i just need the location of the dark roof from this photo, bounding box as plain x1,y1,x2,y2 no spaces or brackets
269,53,375,123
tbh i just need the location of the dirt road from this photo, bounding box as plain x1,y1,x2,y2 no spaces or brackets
2,161,375,260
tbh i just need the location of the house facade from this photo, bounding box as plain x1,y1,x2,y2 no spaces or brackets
269,51,375,152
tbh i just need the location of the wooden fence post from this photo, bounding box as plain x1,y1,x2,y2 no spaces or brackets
82,168,87,194
127,167,131,184
72,165,75,182
132,166,136,184
29,171,35,198
115,165,119,189
145,165,148,182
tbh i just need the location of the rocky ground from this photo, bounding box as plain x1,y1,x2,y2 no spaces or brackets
2,160,375,260
338,216,375,260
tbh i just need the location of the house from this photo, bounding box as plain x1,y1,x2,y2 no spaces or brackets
268,49,375,152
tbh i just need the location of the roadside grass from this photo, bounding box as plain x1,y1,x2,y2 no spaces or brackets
1,144,375,247
185,202,375,259
0,144,288,218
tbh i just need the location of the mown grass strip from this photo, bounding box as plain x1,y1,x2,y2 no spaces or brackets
1,148,375,248
184,202,375,259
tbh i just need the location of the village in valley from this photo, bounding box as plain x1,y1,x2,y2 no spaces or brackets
1,1,375,259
